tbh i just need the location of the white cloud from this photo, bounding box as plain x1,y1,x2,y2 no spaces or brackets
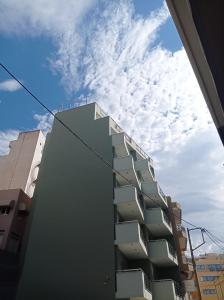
49,0,212,153
0,130,19,155
0,0,95,36
154,124,224,252
0,0,96,92
0,79,22,92
33,112,54,133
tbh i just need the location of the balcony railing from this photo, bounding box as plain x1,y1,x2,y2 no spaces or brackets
114,155,141,189
152,280,184,300
114,185,144,223
110,118,153,162
168,242,176,258
163,211,171,226
141,181,167,208
115,221,148,259
149,240,178,266
116,269,152,300
174,281,185,298
145,208,173,237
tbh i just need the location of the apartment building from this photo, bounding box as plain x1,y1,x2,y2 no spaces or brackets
190,253,224,300
0,130,45,198
16,103,185,300
169,201,195,299
0,130,45,299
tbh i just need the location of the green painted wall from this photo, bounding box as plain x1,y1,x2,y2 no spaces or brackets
17,104,115,300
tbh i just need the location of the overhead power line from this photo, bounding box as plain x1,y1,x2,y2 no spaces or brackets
205,231,224,252
0,62,223,245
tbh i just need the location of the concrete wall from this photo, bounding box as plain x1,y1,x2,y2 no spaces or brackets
0,131,45,197
16,104,115,300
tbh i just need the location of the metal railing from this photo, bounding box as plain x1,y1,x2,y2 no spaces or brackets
157,184,167,204
95,103,107,118
174,281,185,299
139,228,148,249
163,211,171,226
110,117,153,162
143,272,151,292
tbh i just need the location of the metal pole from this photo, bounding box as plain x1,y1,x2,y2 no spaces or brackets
187,228,202,300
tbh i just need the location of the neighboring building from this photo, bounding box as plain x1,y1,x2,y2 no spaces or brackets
166,0,224,145
17,103,186,300
0,130,45,197
0,130,45,300
0,189,31,253
169,200,195,299
190,253,224,300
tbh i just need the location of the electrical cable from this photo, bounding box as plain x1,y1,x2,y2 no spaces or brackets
205,230,224,246
1,62,223,245
205,231,224,252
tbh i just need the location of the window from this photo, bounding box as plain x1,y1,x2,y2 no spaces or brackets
196,264,206,271
200,276,218,282
0,206,10,215
203,289,217,295
207,264,224,272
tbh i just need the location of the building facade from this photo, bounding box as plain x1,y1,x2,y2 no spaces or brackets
169,200,195,299
0,130,45,299
0,130,45,198
190,253,224,300
16,103,186,300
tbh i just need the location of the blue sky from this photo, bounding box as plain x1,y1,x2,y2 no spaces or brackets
0,0,224,253
0,0,181,131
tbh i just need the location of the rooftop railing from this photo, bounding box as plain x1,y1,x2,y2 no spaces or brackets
110,118,153,162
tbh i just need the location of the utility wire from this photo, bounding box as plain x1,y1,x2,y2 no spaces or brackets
0,62,223,244
205,230,224,246
205,231,224,250
205,231,224,252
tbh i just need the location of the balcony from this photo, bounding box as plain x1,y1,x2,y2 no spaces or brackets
181,255,194,274
152,280,183,300
114,185,144,223
177,225,187,251
149,240,178,266
112,132,129,157
115,221,148,259
145,208,172,237
114,156,141,189
116,269,152,300
134,159,155,182
141,182,167,208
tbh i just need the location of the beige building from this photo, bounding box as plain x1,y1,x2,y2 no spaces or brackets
169,200,195,299
192,253,224,300
0,130,45,197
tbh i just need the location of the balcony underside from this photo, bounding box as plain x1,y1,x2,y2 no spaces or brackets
117,242,148,260
146,223,172,237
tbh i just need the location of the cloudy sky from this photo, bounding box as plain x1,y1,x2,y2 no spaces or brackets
0,0,224,253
